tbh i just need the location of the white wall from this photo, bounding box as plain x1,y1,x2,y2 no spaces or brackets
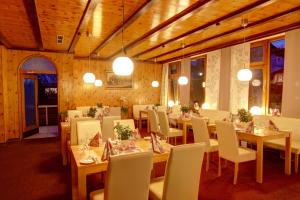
282,29,300,118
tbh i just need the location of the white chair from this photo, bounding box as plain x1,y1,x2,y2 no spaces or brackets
216,121,256,184
113,119,135,131
148,109,160,134
90,152,153,200
67,110,82,122
157,111,182,145
192,116,218,171
149,143,205,200
102,116,121,141
76,106,91,116
76,120,101,145
109,107,121,116
70,117,92,145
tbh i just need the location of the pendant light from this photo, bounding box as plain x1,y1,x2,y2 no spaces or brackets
237,18,252,82
112,0,134,76
178,43,189,85
83,31,96,83
151,58,159,87
94,79,103,87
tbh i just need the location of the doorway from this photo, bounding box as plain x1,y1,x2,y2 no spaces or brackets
19,56,58,139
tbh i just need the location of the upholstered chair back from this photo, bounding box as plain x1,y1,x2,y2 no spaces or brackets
148,109,160,133
105,152,153,200
76,120,101,145
157,111,170,137
191,117,210,146
102,116,121,141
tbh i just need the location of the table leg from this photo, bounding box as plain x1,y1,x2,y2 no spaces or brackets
61,126,67,166
256,138,263,183
183,122,187,144
78,168,87,200
285,134,292,175
71,156,78,200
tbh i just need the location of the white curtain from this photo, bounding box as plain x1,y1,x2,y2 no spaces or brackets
160,63,168,106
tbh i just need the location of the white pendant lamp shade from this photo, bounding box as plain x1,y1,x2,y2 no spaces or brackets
83,72,96,83
151,80,159,88
237,68,252,81
94,79,103,87
178,76,188,85
112,56,134,76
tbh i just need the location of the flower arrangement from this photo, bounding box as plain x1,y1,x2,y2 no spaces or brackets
181,106,190,113
87,107,97,118
114,124,133,140
237,108,253,123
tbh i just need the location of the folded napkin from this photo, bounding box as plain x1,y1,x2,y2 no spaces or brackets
89,132,102,147
269,120,279,131
151,133,165,153
101,139,117,161
245,121,254,133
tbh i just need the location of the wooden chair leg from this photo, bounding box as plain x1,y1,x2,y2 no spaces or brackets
295,153,299,173
234,162,239,185
206,152,210,172
218,156,222,177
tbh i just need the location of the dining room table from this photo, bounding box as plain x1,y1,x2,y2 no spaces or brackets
70,139,173,200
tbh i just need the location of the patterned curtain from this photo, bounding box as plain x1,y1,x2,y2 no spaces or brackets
160,63,169,106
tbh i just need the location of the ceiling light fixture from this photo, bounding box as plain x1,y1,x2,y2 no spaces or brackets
112,0,134,76
83,31,96,83
94,79,103,87
237,18,252,82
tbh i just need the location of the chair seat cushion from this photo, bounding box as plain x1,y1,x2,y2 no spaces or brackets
237,147,256,163
264,138,300,154
149,177,164,200
207,139,219,152
169,128,183,137
90,189,104,200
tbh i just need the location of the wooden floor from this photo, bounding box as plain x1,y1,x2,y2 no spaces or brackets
0,130,300,200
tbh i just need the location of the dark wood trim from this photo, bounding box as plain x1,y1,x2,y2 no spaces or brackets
133,0,278,59
147,5,300,61
159,22,300,63
0,31,12,48
6,47,71,54
105,0,216,59
68,0,99,53
91,0,153,55
23,0,43,50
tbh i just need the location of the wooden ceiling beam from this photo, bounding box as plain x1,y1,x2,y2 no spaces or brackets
0,31,12,48
133,0,278,59
159,22,300,64
146,5,300,61
68,0,99,53
91,0,153,55
105,0,215,59
23,0,43,50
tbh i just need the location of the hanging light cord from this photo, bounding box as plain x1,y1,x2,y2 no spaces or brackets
88,31,91,71
121,0,125,55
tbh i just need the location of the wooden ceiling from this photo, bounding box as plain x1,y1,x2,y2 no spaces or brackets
1,0,300,63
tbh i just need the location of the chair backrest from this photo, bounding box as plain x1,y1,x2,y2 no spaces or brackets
191,117,210,146
199,109,230,124
76,106,91,116
215,121,239,160
163,143,205,200
70,117,92,145
109,107,121,116
132,104,153,120
157,111,170,137
148,109,160,133
113,119,135,132
67,110,83,122
105,152,153,200
102,116,121,141
76,120,101,145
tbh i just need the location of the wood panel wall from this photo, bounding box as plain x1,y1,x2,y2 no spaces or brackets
0,46,162,142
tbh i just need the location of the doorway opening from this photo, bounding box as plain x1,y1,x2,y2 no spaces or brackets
19,56,58,139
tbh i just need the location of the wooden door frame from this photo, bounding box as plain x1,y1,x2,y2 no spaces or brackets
20,74,39,134
18,54,58,140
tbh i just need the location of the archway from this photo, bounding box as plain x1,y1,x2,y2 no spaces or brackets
19,55,58,139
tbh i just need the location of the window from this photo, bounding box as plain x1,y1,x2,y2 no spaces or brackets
168,61,181,104
190,56,206,107
248,38,285,115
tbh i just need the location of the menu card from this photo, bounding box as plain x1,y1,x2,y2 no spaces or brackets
151,133,165,153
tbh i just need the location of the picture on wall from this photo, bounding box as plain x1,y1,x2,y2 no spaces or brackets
106,71,133,89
